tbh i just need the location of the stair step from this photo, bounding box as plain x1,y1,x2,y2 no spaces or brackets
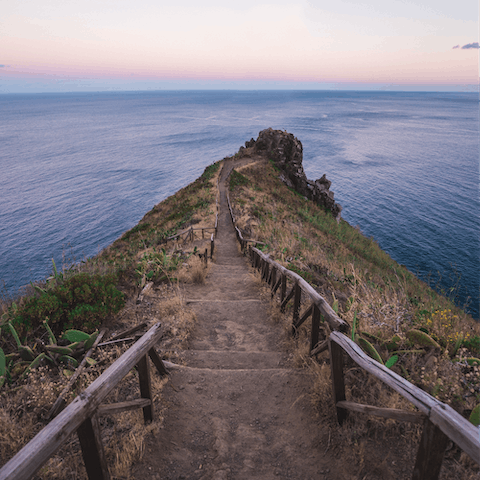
182,350,289,370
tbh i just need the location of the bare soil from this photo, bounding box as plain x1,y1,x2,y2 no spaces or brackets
131,158,351,479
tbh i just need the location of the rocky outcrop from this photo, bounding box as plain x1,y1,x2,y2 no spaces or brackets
246,128,342,220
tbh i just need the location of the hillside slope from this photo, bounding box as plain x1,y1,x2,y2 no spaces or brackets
0,131,478,479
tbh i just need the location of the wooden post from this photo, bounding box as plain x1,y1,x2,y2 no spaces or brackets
270,267,276,290
136,355,154,424
272,276,282,299
292,304,313,336
202,228,204,239
281,274,287,303
310,305,321,352
210,234,214,258
263,262,269,282
329,339,347,425
412,418,449,480
280,285,295,313
204,248,208,265
266,264,272,285
77,415,110,480
293,282,301,324
148,347,169,376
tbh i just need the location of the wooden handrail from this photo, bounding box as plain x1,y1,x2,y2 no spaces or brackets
0,323,165,480
225,164,479,475
330,331,438,413
165,160,224,244
224,167,347,333
329,331,480,467
251,247,349,333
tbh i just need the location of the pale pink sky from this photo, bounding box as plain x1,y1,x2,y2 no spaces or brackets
1,1,478,92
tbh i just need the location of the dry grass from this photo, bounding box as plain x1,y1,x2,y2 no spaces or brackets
230,156,480,479
0,161,217,477
0,283,195,477
176,254,209,285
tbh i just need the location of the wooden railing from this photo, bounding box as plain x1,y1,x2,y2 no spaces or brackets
164,161,223,260
225,169,480,478
250,247,349,336
0,322,168,480
329,332,480,477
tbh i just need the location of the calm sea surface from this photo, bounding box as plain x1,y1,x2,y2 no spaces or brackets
0,91,478,318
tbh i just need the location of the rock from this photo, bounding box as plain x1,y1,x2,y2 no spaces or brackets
249,128,342,220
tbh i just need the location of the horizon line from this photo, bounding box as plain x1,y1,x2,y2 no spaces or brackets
1,87,479,95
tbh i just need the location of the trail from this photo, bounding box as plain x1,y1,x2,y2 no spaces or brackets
132,157,342,480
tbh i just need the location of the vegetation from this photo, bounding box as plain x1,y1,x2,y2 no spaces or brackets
1,153,478,478
229,158,480,476
0,160,221,478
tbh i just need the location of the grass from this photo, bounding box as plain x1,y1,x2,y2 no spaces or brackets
229,157,480,478
0,159,221,478
1,151,478,478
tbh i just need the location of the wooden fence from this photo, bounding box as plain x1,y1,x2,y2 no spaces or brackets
0,322,168,480
163,162,223,260
225,169,480,478
0,161,227,480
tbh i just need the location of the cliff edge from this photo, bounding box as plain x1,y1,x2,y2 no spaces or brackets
241,128,342,220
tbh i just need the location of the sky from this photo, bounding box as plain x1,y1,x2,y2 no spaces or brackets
1,0,479,93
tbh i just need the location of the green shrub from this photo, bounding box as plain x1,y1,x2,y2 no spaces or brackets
10,273,124,338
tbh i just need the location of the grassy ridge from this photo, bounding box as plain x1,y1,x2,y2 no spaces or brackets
229,158,480,417
0,160,221,388
0,160,221,477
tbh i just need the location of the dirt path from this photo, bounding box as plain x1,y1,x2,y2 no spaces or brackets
132,158,343,479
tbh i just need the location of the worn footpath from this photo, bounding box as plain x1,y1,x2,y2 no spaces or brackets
132,158,343,479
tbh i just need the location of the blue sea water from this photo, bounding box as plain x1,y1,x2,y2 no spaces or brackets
0,91,478,318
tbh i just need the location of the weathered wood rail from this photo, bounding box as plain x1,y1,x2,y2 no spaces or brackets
163,162,223,260
225,168,480,478
329,332,480,478
0,322,168,480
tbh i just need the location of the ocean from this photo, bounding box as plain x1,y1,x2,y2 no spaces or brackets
0,91,478,318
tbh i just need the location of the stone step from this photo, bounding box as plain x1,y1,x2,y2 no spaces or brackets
182,350,289,370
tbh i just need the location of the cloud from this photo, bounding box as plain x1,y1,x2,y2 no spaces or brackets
461,42,479,49
452,45,460,49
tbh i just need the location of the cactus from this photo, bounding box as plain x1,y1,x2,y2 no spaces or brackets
59,355,79,368
84,331,99,350
406,329,441,349
469,404,480,427
64,329,90,343
385,355,399,369
46,345,74,356
361,331,382,344
43,319,57,345
358,337,384,365
7,322,22,348
21,353,47,379
18,345,35,361
386,335,401,351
